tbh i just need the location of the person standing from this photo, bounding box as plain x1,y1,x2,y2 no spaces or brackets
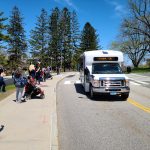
56,66,60,75
14,69,26,103
22,68,28,78
12,69,15,78
0,67,3,75
0,72,6,92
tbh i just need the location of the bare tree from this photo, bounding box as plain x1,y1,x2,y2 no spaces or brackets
110,0,150,68
120,20,148,67
124,0,150,51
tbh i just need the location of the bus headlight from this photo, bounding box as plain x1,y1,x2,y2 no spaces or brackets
125,79,130,87
92,80,100,87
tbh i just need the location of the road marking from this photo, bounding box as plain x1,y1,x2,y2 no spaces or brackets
130,81,140,86
64,80,81,84
130,74,149,78
64,80,148,86
75,80,81,84
129,78,149,85
128,98,150,113
64,81,71,84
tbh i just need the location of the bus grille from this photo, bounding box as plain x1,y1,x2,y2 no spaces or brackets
101,80,124,87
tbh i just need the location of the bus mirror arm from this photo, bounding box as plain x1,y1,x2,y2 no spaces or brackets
90,75,94,78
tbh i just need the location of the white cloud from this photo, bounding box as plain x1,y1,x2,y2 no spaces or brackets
54,0,77,10
112,1,127,16
105,0,127,17
64,0,73,6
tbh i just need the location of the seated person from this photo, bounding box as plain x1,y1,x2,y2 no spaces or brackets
22,76,36,99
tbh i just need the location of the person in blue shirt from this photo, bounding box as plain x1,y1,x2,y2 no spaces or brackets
14,69,27,103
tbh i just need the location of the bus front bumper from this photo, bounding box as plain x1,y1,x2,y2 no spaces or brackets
92,86,130,95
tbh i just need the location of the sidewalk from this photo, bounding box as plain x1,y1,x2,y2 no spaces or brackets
0,72,74,150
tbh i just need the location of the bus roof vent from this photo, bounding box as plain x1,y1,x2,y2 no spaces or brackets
102,51,108,54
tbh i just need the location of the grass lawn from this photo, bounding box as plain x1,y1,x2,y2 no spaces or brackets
0,84,15,102
131,67,150,73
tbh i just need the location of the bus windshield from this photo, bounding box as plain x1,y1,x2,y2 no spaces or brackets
92,63,123,74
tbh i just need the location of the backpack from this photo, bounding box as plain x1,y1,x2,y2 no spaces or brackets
14,77,27,87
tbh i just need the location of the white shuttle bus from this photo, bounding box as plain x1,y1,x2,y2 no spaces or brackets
79,50,130,100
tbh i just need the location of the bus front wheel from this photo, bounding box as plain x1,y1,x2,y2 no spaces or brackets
90,86,95,99
121,93,129,101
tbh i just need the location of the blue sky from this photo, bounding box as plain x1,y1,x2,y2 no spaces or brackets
0,0,128,49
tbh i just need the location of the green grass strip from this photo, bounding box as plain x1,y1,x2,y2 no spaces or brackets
131,68,150,73
0,84,16,101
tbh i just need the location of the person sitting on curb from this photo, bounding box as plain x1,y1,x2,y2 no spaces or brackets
22,75,36,100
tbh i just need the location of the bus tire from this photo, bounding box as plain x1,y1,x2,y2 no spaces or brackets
121,93,129,101
90,85,95,99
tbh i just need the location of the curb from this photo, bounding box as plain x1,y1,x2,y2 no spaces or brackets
50,73,76,150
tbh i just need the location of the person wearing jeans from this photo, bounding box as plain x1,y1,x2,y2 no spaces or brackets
14,69,26,103
15,87,24,103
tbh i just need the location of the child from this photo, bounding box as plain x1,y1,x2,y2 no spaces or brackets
14,69,27,103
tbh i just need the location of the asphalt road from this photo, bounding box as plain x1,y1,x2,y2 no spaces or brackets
57,73,150,150
127,73,150,89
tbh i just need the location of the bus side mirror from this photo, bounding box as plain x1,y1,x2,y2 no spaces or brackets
84,68,89,75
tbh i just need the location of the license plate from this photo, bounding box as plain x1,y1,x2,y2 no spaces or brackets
110,92,117,95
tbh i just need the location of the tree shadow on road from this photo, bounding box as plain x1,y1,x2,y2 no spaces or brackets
74,83,85,95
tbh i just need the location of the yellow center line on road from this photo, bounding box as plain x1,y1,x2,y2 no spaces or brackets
127,98,150,113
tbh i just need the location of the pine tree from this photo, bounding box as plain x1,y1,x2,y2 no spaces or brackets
0,11,9,46
0,50,8,67
60,7,72,72
80,22,99,53
48,7,61,68
30,8,48,66
7,6,27,67
71,11,80,53
48,8,81,71
0,11,9,67
70,11,80,70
